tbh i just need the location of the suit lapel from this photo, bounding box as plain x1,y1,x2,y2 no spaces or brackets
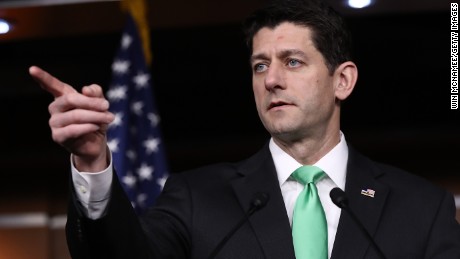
331,148,389,259
230,145,296,259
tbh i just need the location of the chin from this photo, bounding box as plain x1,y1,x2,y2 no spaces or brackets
265,123,297,137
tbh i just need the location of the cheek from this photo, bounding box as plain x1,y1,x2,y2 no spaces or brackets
310,75,335,97
252,82,265,102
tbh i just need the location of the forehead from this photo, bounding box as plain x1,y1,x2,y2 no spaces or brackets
252,22,316,53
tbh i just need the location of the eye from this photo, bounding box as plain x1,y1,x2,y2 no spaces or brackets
287,59,301,68
254,63,268,73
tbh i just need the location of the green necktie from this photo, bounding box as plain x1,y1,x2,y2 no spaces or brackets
291,165,328,259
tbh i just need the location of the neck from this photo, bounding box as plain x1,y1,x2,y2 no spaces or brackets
273,129,340,165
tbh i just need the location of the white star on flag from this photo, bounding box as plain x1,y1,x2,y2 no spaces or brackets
144,137,160,154
107,86,127,102
109,112,123,128
122,174,137,188
126,149,137,161
107,138,119,153
112,59,130,75
157,174,169,189
148,113,160,127
137,163,153,181
131,101,144,115
137,193,148,206
121,34,132,49
133,72,150,89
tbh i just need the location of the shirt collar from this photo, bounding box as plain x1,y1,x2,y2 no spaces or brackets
269,132,348,190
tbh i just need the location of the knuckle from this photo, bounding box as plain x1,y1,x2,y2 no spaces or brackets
48,100,59,114
65,93,78,105
89,84,102,90
50,113,67,128
90,84,103,96
48,116,56,127
51,130,63,144
68,109,81,124
48,103,54,114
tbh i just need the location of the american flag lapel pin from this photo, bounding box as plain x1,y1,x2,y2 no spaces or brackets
361,188,375,198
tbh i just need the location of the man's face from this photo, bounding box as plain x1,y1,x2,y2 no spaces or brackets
251,22,340,142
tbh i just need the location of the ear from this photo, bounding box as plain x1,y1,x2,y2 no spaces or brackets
333,61,358,101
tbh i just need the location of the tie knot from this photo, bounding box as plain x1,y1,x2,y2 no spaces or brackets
291,165,325,185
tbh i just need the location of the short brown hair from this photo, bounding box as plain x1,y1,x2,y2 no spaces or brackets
243,0,353,74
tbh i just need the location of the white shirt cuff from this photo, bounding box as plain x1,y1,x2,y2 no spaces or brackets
70,153,113,220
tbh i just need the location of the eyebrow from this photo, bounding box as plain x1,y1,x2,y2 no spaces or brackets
250,49,308,64
250,53,268,64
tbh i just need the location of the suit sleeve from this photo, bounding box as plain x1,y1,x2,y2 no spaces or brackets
424,191,460,258
65,171,192,259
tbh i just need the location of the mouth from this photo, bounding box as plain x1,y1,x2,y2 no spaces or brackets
267,101,292,110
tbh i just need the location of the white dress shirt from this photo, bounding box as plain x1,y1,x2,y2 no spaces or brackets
71,155,112,219
270,132,348,259
72,133,349,258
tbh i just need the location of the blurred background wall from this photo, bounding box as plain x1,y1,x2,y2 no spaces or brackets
0,0,458,258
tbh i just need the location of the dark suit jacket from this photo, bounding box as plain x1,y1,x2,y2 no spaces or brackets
66,144,460,258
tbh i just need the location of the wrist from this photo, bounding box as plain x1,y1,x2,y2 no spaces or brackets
73,146,110,172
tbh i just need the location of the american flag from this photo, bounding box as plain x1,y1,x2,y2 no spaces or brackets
106,14,169,214
361,188,376,198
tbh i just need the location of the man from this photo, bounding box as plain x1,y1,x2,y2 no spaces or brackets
30,0,460,258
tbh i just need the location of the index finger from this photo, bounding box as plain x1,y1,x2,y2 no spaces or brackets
29,66,77,97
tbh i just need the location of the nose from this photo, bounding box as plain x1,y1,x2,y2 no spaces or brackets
264,63,285,91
